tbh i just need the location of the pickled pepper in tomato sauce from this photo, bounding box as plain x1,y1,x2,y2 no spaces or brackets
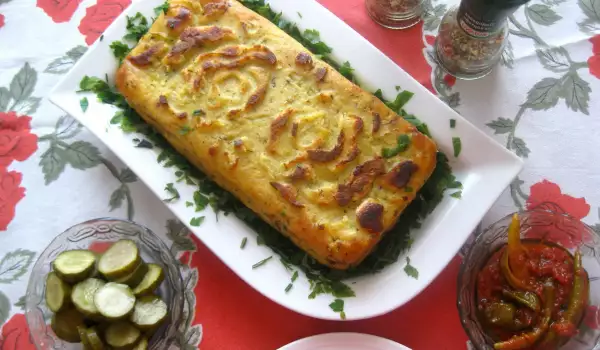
476,214,589,349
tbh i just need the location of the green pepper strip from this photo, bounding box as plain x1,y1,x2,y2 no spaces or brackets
502,289,540,313
501,248,532,292
537,250,589,349
494,281,555,350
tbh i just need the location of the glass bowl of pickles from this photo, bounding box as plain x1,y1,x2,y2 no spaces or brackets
25,218,185,350
458,203,600,350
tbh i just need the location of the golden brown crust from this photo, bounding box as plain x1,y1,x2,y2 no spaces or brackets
115,0,437,269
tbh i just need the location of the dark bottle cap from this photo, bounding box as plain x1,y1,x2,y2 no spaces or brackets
457,0,531,37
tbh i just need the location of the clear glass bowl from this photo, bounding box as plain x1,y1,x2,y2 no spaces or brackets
458,203,600,350
25,218,185,350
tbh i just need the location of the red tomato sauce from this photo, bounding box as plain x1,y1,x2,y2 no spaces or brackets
476,240,575,342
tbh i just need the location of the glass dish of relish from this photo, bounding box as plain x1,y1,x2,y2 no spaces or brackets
458,204,600,350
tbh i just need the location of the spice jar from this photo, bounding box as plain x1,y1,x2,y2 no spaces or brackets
365,0,424,29
434,0,530,79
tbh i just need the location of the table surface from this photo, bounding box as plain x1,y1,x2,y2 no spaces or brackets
1,0,600,349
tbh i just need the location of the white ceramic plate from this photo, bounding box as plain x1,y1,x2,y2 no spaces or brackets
278,333,411,350
49,0,523,320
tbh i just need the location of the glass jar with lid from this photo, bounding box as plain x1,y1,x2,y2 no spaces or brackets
434,0,530,79
365,0,424,29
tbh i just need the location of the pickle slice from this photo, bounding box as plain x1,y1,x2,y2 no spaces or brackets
85,327,105,350
72,278,106,318
114,262,148,288
98,240,140,280
78,325,91,349
45,272,71,312
53,250,96,283
94,282,136,320
130,295,168,331
104,321,141,349
133,337,148,350
51,308,85,343
132,264,164,296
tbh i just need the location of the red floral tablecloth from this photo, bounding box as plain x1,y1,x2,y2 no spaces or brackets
1,0,600,349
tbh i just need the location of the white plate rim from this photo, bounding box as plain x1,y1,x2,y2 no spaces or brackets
277,332,412,350
48,0,524,320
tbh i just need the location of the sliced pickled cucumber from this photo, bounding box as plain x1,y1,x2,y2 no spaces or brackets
132,264,164,296
45,272,71,312
72,278,105,318
130,295,167,331
98,240,140,280
114,262,148,288
94,282,136,320
133,337,148,350
53,250,96,283
51,308,85,342
85,327,105,350
104,321,141,349
78,325,92,349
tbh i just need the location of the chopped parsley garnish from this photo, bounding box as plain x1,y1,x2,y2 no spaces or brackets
297,11,302,18
190,216,205,227
338,61,354,80
450,119,456,128
450,191,462,199
163,183,179,202
179,125,192,135
83,5,461,302
100,35,104,41
404,257,419,279
452,137,462,157
405,186,413,192
395,85,401,91
124,13,149,42
193,190,209,211
134,139,153,149
240,237,248,249
285,270,299,293
386,90,414,112
185,201,193,207
252,256,273,269
80,97,89,112
154,1,169,15
329,299,346,319
110,41,130,63
382,134,410,158
193,109,205,116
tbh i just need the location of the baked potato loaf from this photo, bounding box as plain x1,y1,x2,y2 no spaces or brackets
115,0,437,269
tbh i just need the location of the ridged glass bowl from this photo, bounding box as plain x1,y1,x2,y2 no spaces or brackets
458,203,600,350
25,218,185,350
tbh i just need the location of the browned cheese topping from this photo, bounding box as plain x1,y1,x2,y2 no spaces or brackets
386,160,418,189
167,7,191,29
372,112,381,133
268,109,293,151
295,52,313,68
335,158,385,206
307,131,345,162
356,201,385,234
270,182,304,208
288,164,311,181
129,44,162,66
203,1,230,17
157,95,168,107
315,67,327,82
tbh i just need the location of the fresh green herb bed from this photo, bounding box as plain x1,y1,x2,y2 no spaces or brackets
80,0,461,305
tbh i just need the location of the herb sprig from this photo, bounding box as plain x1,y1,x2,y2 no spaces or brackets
82,5,461,304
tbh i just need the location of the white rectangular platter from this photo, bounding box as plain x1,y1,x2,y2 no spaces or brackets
49,0,523,320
